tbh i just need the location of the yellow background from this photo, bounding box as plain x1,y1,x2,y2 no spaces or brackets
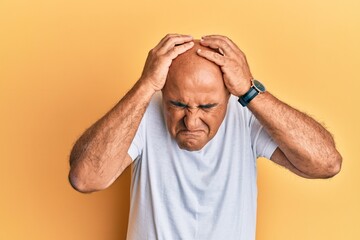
1,0,359,239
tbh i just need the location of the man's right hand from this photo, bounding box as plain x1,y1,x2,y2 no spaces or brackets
140,34,194,92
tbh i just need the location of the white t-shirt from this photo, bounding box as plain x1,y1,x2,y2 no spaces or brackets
127,92,278,240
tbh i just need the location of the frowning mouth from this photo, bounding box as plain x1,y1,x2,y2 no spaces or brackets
178,130,205,137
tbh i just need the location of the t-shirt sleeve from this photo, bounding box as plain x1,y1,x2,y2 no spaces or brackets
249,113,278,159
127,110,147,161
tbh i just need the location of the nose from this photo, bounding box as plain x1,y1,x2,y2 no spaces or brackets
183,108,200,131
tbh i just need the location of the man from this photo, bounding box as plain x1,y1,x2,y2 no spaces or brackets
68,34,342,239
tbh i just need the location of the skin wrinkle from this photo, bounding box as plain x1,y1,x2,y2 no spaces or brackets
162,40,230,151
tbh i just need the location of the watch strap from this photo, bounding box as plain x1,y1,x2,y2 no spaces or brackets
238,87,259,107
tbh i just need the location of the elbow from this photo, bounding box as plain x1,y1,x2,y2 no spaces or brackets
325,151,342,178
68,153,110,193
313,150,343,179
68,171,95,194
68,168,107,194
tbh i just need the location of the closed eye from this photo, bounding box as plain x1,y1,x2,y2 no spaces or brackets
169,101,218,110
199,103,218,109
170,101,188,108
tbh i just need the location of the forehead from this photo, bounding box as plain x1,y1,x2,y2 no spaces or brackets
163,69,227,104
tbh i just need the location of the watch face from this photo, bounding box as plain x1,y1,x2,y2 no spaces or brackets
253,79,266,92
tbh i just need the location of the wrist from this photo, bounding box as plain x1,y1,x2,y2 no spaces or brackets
136,77,158,99
236,79,252,96
238,79,266,107
137,77,159,94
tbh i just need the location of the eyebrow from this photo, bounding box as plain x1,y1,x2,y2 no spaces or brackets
169,101,218,109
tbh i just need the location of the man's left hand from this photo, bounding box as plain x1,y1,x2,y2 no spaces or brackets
197,35,253,96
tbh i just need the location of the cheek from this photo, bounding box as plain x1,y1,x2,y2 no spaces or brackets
206,117,220,132
165,109,184,131
206,109,227,133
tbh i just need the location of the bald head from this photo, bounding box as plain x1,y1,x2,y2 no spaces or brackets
166,40,222,85
164,40,226,95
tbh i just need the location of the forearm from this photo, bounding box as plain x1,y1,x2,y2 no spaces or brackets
248,92,342,178
69,78,155,192
195,35,342,177
68,34,195,193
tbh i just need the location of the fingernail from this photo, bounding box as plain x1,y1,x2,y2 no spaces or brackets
218,48,224,55
197,49,202,53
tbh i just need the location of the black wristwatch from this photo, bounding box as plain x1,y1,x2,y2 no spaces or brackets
238,79,266,107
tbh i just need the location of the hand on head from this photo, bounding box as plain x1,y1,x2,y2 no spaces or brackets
154,36,231,151
139,33,254,151
197,35,253,96
139,34,194,92
140,33,253,97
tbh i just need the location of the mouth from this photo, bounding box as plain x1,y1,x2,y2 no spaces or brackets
175,130,208,151
178,130,205,137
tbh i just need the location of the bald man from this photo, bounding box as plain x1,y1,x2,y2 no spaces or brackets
69,34,342,239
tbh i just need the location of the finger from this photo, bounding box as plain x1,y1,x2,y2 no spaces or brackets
196,48,226,67
166,41,195,59
202,34,229,40
201,35,241,54
199,38,234,57
201,34,229,41
152,33,182,52
158,34,193,54
159,33,183,45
